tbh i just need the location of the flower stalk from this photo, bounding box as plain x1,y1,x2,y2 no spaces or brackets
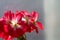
17,35,26,40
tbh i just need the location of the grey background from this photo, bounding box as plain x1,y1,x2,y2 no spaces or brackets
0,0,44,40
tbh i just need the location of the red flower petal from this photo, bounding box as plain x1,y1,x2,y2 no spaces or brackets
16,11,23,21
20,10,28,16
4,11,14,20
0,18,6,33
4,25,8,33
36,22,44,30
4,35,13,40
31,11,38,21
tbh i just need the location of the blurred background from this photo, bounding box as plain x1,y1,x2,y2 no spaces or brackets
0,0,60,40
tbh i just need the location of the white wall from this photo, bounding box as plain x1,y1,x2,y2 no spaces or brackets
44,0,55,40
44,0,60,40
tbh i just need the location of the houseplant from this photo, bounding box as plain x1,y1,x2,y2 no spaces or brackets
0,10,43,40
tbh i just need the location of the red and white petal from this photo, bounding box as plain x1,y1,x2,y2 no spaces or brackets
16,12,23,22
20,10,28,16
4,35,13,40
31,11,38,21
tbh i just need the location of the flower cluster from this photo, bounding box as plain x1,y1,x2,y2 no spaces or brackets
0,10,43,40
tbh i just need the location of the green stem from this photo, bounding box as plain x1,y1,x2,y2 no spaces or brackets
17,35,26,40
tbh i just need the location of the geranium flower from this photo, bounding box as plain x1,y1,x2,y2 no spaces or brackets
0,11,27,40
0,10,43,40
19,11,43,33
